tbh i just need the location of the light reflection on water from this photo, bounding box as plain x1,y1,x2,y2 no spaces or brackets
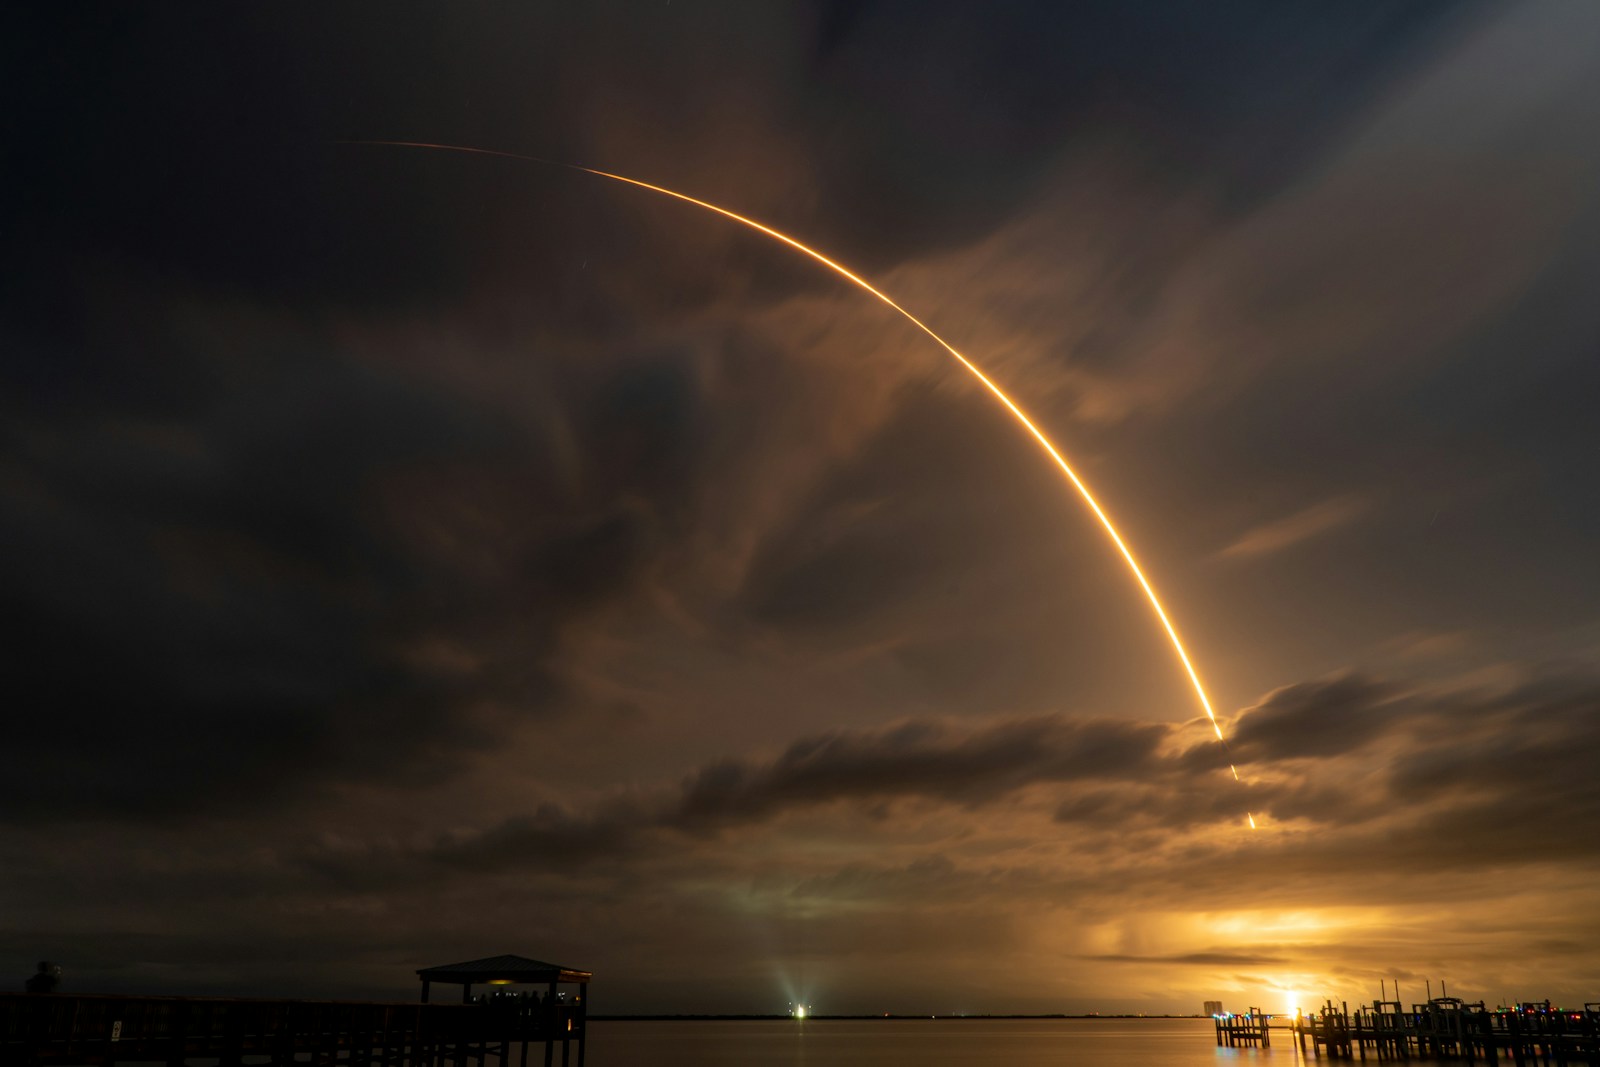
585,1017,1379,1067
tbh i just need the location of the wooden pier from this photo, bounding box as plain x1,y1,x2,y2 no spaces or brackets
0,990,587,1066
1216,1007,1273,1048
1293,997,1600,1064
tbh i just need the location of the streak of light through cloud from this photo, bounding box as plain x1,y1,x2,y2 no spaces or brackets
349,139,1252,820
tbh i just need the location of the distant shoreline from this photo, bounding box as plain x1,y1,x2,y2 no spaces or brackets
589,1014,1205,1021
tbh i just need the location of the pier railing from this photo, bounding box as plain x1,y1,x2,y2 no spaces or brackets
0,992,586,1066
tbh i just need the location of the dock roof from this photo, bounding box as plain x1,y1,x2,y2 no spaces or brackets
416,955,592,986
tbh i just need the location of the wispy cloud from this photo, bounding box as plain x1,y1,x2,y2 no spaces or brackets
1083,952,1291,967
1217,495,1368,560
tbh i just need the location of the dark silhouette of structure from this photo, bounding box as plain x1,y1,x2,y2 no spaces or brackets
0,953,593,1066
417,954,591,1006
1214,998,1600,1062
417,954,592,1066
23,962,60,994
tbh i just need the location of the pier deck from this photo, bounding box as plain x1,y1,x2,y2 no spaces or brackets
0,992,586,1066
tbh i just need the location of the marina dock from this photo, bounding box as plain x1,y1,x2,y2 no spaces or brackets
1286,998,1600,1064
1215,1007,1274,1048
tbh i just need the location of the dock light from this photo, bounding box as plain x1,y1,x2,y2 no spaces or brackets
796,1006,806,1019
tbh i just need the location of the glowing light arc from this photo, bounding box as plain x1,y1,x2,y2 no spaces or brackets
347,140,1248,810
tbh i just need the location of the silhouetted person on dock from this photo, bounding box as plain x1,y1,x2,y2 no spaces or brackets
24,961,60,993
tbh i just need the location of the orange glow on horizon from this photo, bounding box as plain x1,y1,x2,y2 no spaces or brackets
347,140,1253,825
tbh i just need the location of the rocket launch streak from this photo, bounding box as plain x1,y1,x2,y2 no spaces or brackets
347,140,1250,820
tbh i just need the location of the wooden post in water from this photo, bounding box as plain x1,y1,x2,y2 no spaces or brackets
543,979,558,1067
165,998,187,1067
576,982,588,1067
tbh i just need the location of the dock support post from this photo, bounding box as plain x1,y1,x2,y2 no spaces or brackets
576,985,587,1067
543,980,557,1067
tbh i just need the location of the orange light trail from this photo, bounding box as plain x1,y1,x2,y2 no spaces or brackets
346,140,1250,816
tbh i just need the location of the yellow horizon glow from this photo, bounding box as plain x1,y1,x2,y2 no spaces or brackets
348,140,1250,820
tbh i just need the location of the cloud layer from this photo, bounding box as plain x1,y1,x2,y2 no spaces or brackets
4,0,1598,1015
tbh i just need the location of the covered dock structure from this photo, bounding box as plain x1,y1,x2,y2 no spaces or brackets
418,954,592,1066
1,952,592,1066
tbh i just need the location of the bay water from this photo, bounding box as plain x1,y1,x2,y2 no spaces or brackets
583,1016,1369,1066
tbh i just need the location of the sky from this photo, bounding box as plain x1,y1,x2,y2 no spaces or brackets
4,1,1599,1015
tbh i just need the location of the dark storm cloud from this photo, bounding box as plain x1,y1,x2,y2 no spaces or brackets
1385,680,1600,822
1055,672,1600,916
673,713,1165,820
802,0,1478,259
3,1,1475,301
1226,673,1410,761
0,285,700,820
1243,670,1600,829
427,713,1167,871
4,668,1596,1002
1045,669,1600,845
39,658,1595,893
278,671,1600,1000
431,799,653,872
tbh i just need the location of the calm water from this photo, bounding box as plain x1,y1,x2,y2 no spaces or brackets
585,1017,1349,1067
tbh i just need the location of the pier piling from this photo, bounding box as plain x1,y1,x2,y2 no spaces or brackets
1291,997,1599,1064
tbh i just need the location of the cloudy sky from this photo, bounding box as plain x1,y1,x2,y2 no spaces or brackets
5,1,1598,1014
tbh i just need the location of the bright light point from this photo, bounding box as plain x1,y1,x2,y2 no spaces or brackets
795,1006,806,1019
1247,813,1257,829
